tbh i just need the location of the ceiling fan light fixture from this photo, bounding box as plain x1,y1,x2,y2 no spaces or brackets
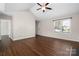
41,6,46,11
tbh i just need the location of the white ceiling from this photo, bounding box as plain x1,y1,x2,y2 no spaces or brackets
5,3,35,12
30,3,79,20
2,3,79,20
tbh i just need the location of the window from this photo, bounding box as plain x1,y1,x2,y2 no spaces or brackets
53,17,71,33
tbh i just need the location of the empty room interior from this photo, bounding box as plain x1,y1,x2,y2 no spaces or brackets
0,3,79,56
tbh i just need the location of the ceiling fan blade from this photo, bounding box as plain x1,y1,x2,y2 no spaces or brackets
37,8,41,10
37,3,42,6
46,7,52,10
45,3,49,6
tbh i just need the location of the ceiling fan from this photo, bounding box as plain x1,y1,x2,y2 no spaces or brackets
37,3,52,12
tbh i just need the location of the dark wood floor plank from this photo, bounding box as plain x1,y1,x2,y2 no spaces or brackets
0,35,79,56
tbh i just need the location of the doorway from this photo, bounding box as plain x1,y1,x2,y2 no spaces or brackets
0,19,13,48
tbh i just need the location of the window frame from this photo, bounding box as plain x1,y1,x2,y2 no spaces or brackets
53,17,72,33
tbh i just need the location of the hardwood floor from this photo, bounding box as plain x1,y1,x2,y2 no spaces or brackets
0,35,79,56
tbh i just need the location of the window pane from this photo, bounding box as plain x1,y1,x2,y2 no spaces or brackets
62,19,71,32
54,20,62,32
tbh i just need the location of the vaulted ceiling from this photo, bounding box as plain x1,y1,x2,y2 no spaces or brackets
0,3,79,20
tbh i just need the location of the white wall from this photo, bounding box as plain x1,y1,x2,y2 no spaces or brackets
37,14,79,42
0,20,11,36
12,11,35,40
0,3,5,12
